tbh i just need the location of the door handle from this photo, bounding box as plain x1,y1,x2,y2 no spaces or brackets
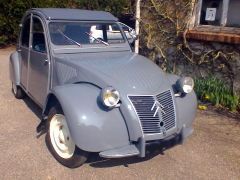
17,49,22,52
43,59,49,65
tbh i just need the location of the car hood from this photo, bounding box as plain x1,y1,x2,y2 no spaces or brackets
54,51,173,95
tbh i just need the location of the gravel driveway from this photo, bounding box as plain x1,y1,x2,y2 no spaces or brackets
1,47,240,180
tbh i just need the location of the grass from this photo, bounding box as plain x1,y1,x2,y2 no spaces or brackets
194,76,240,112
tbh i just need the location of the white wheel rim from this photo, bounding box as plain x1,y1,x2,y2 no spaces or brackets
49,114,75,159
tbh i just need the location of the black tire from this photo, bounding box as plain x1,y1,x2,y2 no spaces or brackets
45,106,89,168
12,82,25,99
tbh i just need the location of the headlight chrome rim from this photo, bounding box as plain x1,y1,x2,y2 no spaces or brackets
177,77,194,94
101,87,120,108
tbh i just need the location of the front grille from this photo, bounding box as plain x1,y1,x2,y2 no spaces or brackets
128,90,176,134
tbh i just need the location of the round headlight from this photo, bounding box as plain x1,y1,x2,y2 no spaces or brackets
101,87,120,107
177,77,194,94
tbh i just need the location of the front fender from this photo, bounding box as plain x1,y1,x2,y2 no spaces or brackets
9,51,20,85
175,92,197,128
50,83,129,152
166,73,197,136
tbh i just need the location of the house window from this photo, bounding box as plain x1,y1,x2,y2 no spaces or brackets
226,0,240,27
187,0,240,44
198,0,240,27
200,0,223,26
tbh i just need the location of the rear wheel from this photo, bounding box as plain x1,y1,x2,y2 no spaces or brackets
12,82,25,99
46,106,88,168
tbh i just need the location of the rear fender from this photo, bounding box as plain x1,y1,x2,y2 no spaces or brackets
46,83,129,152
9,51,20,85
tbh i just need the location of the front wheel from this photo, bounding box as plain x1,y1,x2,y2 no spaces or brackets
45,106,89,168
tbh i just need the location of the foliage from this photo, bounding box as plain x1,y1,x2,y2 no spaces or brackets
195,76,240,111
0,0,131,46
139,0,195,71
0,0,72,46
75,0,130,17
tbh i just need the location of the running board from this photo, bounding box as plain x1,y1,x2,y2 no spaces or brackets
99,145,140,158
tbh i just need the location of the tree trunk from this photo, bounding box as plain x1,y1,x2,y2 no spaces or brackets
135,0,141,54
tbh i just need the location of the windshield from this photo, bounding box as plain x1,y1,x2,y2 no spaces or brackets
49,22,125,46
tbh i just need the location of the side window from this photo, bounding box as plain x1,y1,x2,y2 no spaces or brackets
96,25,109,31
32,17,46,53
21,18,30,47
111,24,120,31
121,24,130,32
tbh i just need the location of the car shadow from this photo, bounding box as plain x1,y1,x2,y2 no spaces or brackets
87,152,162,168
23,96,42,121
87,139,180,168
22,96,46,138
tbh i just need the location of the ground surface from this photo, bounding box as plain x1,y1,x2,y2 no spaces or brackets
1,47,240,180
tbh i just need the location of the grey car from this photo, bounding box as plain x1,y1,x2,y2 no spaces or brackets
9,8,197,168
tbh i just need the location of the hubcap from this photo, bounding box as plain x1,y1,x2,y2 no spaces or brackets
49,114,75,159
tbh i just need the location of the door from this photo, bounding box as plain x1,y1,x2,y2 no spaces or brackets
28,16,49,106
19,16,31,89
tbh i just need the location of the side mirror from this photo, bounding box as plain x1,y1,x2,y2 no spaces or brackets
128,29,138,44
119,22,138,44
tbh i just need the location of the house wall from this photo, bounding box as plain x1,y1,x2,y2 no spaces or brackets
140,0,240,95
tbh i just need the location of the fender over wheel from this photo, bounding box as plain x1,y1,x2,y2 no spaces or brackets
45,106,89,168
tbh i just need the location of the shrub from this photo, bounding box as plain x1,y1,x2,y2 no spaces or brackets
0,0,131,46
0,0,75,45
0,35,8,46
195,76,240,111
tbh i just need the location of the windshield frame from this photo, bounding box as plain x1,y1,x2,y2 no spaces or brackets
48,20,130,52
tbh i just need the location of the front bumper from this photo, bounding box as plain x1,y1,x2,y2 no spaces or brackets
99,126,193,158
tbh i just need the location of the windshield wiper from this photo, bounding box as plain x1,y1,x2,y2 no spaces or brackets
85,32,109,46
58,29,82,47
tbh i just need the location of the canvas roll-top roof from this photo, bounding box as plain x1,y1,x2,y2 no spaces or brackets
30,8,118,21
